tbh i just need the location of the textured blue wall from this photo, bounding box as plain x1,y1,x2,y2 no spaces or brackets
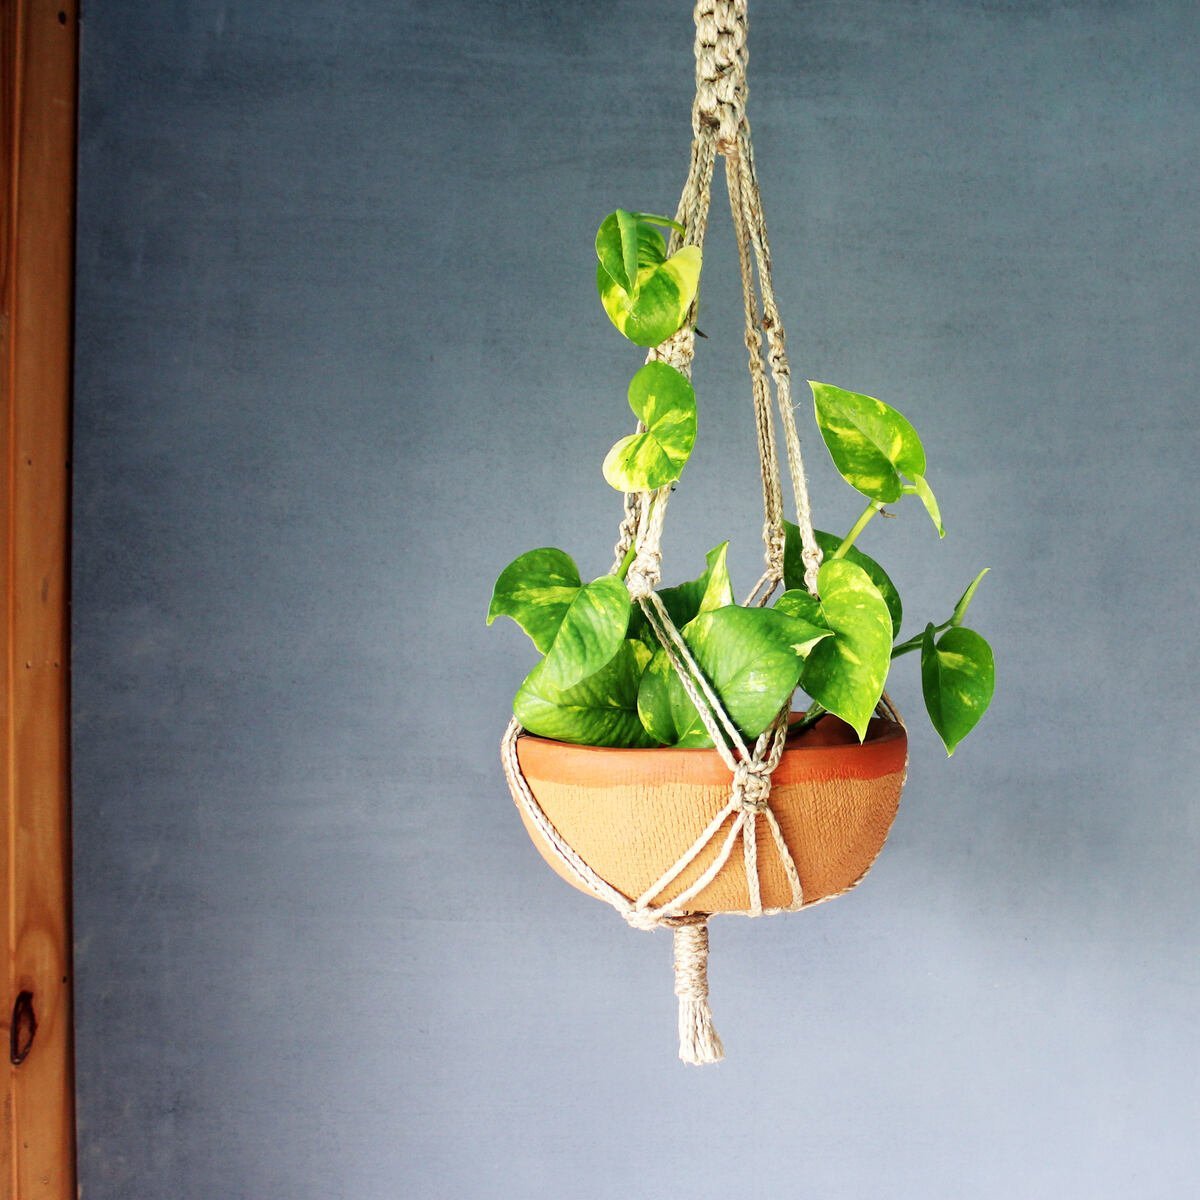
73,2,1199,1196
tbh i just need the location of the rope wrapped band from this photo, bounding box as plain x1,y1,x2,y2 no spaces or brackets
503,0,900,1065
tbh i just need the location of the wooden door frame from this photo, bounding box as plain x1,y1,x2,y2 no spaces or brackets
1,2,77,1197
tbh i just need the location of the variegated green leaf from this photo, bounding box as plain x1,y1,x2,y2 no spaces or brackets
778,558,894,740
657,542,734,630
950,567,989,627
635,648,685,745
782,521,903,635
921,624,994,755
631,211,685,235
595,209,642,295
516,639,656,747
540,574,631,691
598,245,702,347
810,381,926,503
486,548,582,653
910,473,945,537
602,361,697,492
654,605,833,748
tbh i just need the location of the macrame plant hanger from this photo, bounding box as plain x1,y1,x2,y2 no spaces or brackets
502,0,902,1065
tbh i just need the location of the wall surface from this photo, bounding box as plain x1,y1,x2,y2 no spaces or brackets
72,2,1199,1197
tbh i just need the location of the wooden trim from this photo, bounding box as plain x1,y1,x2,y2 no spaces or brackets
0,2,78,1197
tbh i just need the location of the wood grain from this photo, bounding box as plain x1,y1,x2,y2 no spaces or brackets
1,2,78,1196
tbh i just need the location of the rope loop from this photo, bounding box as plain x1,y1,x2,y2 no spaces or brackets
623,908,665,932
693,0,748,153
800,543,823,594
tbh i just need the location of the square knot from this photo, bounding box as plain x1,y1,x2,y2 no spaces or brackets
763,522,787,574
733,761,773,813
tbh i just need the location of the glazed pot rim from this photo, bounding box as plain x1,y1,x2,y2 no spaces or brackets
516,709,905,761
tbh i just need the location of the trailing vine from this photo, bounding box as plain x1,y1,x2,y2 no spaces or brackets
489,209,994,756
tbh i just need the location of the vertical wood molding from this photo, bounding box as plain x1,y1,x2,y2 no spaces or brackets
1,2,78,1197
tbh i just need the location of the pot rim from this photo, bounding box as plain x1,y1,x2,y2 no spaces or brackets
516,709,905,761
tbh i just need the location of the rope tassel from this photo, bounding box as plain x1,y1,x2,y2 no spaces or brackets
672,917,724,1065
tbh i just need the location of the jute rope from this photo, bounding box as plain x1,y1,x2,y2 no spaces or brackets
503,0,896,1064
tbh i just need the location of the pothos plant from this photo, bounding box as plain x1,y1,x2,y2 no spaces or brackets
488,210,995,755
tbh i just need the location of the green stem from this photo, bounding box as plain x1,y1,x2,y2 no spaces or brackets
633,211,686,235
616,542,637,582
891,619,951,659
832,501,884,559
792,702,827,734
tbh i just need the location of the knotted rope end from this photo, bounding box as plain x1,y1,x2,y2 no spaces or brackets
672,918,725,1065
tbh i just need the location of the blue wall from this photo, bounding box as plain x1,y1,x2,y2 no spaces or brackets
73,3,1199,1196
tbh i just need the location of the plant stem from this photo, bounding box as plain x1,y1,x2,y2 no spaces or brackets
833,501,884,559
617,542,637,582
890,619,951,659
793,702,827,734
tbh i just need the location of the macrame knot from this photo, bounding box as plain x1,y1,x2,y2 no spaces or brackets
800,542,824,594
625,550,662,600
692,0,748,153
652,326,696,372
732,759,773,814
763,521,787,580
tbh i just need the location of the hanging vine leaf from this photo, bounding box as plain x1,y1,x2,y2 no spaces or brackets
488,550,630,690
810,381,926,504
602,361,698,492
782,521,903,635
516,640,656,747
777,559,893,740
487,548,583,653
596,211,702,347
640,605,832,747
920,624,995,755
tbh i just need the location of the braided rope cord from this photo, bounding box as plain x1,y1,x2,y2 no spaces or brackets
501,0,902,1063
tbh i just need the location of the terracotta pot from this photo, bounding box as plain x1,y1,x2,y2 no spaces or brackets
514,713,907,914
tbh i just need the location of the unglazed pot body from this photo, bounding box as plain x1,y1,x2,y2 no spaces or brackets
513,714,908,914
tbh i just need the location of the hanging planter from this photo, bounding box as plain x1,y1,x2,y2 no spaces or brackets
512,709,907,914
490,0,996,1064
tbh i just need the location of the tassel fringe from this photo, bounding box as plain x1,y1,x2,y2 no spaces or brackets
672,919,724,1065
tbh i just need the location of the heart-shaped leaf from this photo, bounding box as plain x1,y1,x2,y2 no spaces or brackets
782,522,903,635
602,361,697,492
540,574,631,691
950,567,989,627
516,639,656,747
642,605,832,748
598,245,702,347
921,624,995,755
811,381,926,503
488,549,630,690
487,548,583,653
777,558,894,740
